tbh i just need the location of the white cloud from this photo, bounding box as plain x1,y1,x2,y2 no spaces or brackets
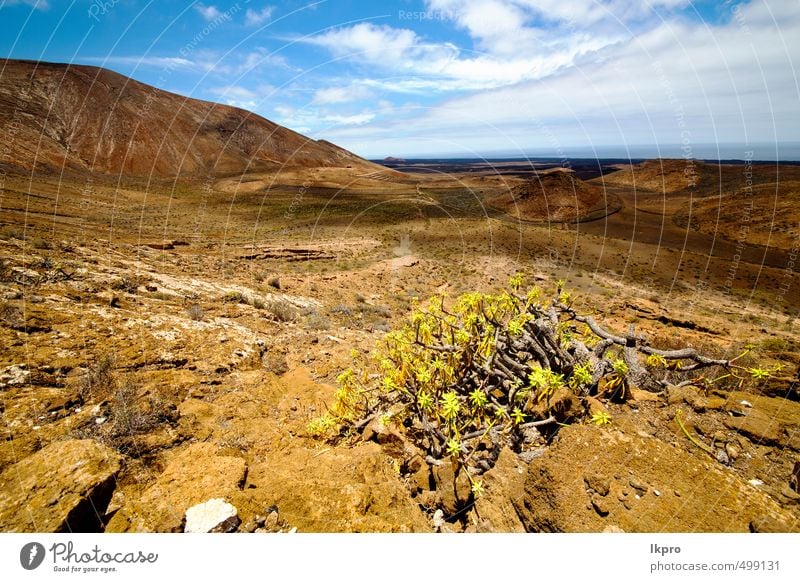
245,6,274,27
321,0,800,156
208,85,258,100
312,85,372,104
88,56,197,69
274,105,376,131
194,3,223,22
303,21,609,92
93,48,293,78
206,84,280,112
307,22,448,65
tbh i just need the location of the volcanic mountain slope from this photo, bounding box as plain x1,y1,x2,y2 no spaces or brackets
601,158,795,196
0,59,380,178
487,170,614,222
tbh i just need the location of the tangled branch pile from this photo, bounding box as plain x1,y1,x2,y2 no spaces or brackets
311,275,769,476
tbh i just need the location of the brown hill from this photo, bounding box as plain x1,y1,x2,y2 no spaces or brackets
0,59,379,178
675,179,800,249
487,170,614,222
601,158,795,197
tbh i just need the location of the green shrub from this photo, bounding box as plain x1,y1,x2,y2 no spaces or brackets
310,275,767,478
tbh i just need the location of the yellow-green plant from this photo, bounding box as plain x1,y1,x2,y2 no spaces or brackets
311,275,750,474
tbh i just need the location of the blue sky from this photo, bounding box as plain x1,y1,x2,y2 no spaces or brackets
1,0,798,158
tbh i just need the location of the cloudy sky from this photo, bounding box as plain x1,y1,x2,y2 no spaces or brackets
1,0,798,158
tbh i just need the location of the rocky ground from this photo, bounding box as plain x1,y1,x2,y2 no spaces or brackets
1,170,799,533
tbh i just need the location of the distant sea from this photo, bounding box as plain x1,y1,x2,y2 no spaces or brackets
377,143,800,163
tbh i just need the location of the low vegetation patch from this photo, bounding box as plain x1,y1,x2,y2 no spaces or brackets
311,276,780,482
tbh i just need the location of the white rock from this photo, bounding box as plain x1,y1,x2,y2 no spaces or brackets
740,400,753,408
0,364,30,388
432,509,445,530
748,479,764,487
184,498,239,533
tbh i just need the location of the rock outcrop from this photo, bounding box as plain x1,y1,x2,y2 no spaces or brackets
0,439,122,532
511,425,799,532
106,442,247,532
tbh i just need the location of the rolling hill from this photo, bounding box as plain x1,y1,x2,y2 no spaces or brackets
0,59,379,178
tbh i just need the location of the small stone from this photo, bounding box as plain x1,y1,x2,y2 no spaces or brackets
518,449,545,463
711,430,728,443
653,489,661,497
629,478,648,494
602,525,625,533
264,511,279,530
740,400,753,408
725,443,739,461
748,479,764,487
432,509,445,530
184,498,240,533
287,527,297,533
95,417,107,425
780,484,800,501
590,494,610,517
584,473,610,497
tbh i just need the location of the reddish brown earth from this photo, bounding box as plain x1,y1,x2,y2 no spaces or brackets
486,170,617,222
0,59,383,178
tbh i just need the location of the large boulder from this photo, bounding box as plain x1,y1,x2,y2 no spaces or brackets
512,425,800,532
106,442,247,532
0,439,122,532
243,443,430,532
473,448,527,532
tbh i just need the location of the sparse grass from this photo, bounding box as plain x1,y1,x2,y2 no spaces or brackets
0,301,23,328
0,226,23,240
29,237,52,250
306,312,331,331
111,276,140,294
267,298,298,322
217,430,253,452
758,337,792,354
329,304,353,316
78,353,116,402
358,303,391,318
150,291,174,301
0,260,12,283
186,304,205,321
223,290,245,304
78,379,177,456
248,296,265,310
